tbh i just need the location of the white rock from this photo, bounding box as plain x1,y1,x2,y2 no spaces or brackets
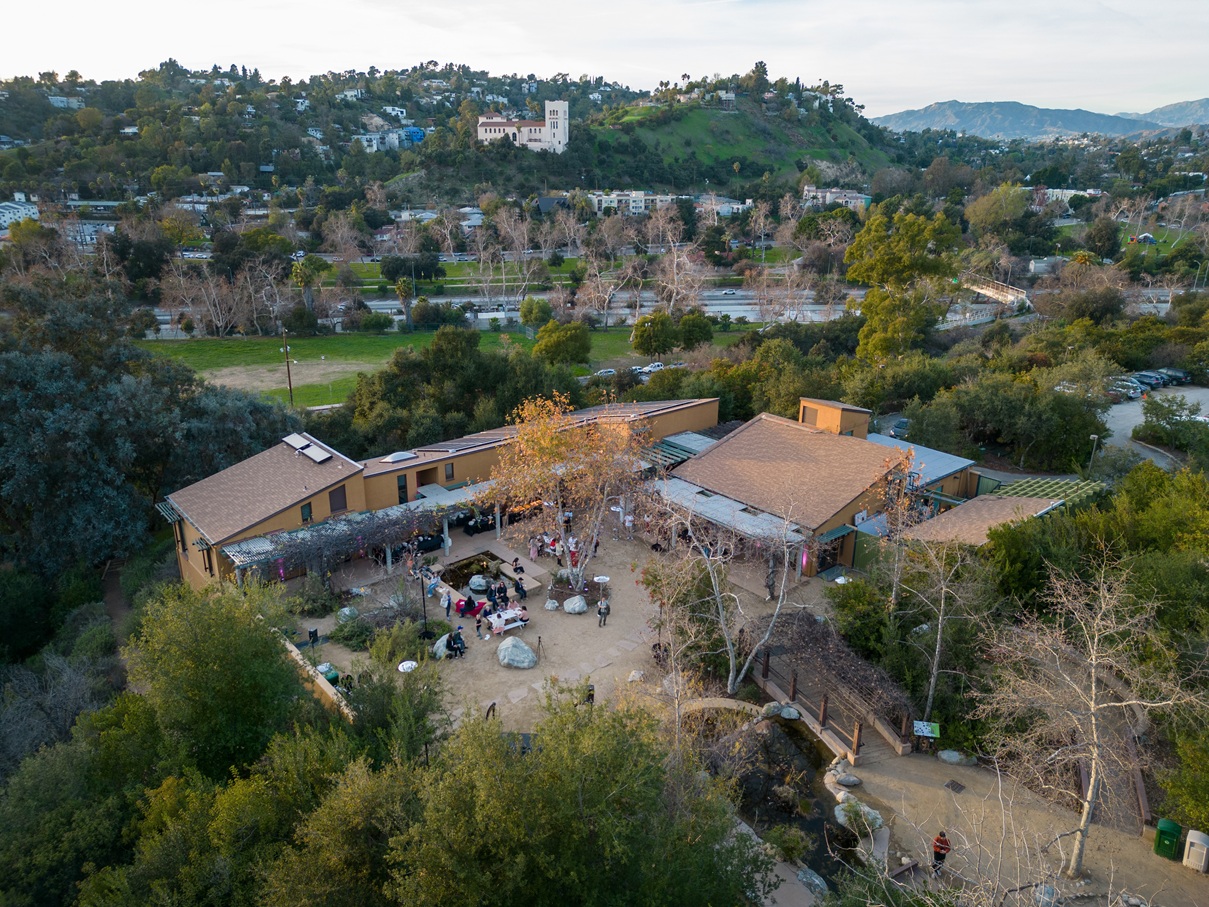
780,705,801,720
627,670,644,683
837,773,862,787
563,595,588,614
497,637,538,669
544,598,560,611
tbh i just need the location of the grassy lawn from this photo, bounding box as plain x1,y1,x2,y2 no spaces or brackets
139,324,757,403
139,331,534,373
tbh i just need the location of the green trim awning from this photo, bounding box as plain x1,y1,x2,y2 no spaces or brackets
814,524,855,545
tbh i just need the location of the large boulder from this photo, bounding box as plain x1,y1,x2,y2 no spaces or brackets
544,598,560,611
835,799,884,833
432,633,450,660
498,636,537,669
796,867,828,899
938,749,978,766
779,705,801,721
469,574,491,592
837,773,862,787
563,595,588,614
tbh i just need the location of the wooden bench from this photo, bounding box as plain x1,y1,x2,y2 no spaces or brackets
887,859,918,881
491,620,525,635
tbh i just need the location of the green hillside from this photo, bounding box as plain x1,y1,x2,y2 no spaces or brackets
597,98,892,185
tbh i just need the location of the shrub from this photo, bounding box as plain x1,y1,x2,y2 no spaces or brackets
827,579,888,661
288,574,340,617
762,824,815,863
369,620,430,668
329,616,374,651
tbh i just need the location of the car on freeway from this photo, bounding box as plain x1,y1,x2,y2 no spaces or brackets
721,289,737,296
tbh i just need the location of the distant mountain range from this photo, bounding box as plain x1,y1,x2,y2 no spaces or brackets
872,98,1209,140
1116,98,1209,128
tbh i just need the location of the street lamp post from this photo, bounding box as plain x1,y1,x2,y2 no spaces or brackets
1087,434,1100,474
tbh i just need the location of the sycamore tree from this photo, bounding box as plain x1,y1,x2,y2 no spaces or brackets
642,485,800,695
975,562,1206,879
479,394,643,589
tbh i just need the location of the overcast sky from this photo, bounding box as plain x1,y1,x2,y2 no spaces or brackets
6,0,1206,117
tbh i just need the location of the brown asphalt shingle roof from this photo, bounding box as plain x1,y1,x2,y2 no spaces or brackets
903,495,1061,547
671,413,898,531
167,435,362,544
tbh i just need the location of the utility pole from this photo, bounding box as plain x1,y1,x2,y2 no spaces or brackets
281,326,294,407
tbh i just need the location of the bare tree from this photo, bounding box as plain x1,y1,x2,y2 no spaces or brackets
896,539,985,722
644,483,800,695
975,562,1205,879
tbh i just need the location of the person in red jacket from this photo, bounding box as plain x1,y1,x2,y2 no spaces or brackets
931,831,951,876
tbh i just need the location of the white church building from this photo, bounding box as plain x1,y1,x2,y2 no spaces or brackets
476,100,569,154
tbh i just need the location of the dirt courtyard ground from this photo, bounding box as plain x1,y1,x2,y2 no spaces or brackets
298,533,1209,906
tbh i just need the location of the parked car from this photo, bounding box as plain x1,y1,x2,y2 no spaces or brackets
1132,371,1166,389
644,362,665,373
594,368,617,378
1158,367,1192,385
629,365,646,374
888,418,910,439
1138,369,1172,386
1108,380,1141,400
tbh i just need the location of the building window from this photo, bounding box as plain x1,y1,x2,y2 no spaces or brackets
203,547,214,576
329,485,347,513
301,502,313,523
444,463,455,482
397,475,408,505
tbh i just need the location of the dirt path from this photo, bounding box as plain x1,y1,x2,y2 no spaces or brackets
204,360,379,394
853,753,1206,906
102,559,131,640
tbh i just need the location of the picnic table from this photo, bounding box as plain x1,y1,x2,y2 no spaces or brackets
489,608,528,636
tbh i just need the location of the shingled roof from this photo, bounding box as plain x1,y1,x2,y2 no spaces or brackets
167,434,362,544
671,413,898,532
903,495,1062,547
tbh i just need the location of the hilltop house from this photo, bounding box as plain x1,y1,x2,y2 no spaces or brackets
476,100,569,153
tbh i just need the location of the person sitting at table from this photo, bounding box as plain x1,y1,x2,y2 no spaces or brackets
517,605,529,626
449,627,466,658
496,579,509,604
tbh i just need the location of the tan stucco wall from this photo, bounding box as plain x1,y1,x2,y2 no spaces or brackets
798,400,869,439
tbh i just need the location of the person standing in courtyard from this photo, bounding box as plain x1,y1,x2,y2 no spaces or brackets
442,589,452,619
597,598,610,627
931,831,951,877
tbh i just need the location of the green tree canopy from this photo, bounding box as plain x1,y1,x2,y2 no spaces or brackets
532,320,590,364
125,584,304,779
388,693,775,906
631,311,679,357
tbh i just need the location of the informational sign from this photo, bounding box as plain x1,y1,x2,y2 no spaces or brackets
913,721,940,738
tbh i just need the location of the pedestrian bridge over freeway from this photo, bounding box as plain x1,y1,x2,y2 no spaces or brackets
961,271,1030,308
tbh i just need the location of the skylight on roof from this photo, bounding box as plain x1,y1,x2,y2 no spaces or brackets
283,433,310,450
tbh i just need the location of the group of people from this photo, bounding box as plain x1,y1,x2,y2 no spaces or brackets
529,531,598,569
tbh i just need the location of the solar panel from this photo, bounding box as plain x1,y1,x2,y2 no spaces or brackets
302,445,332,464
283,433,310,450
